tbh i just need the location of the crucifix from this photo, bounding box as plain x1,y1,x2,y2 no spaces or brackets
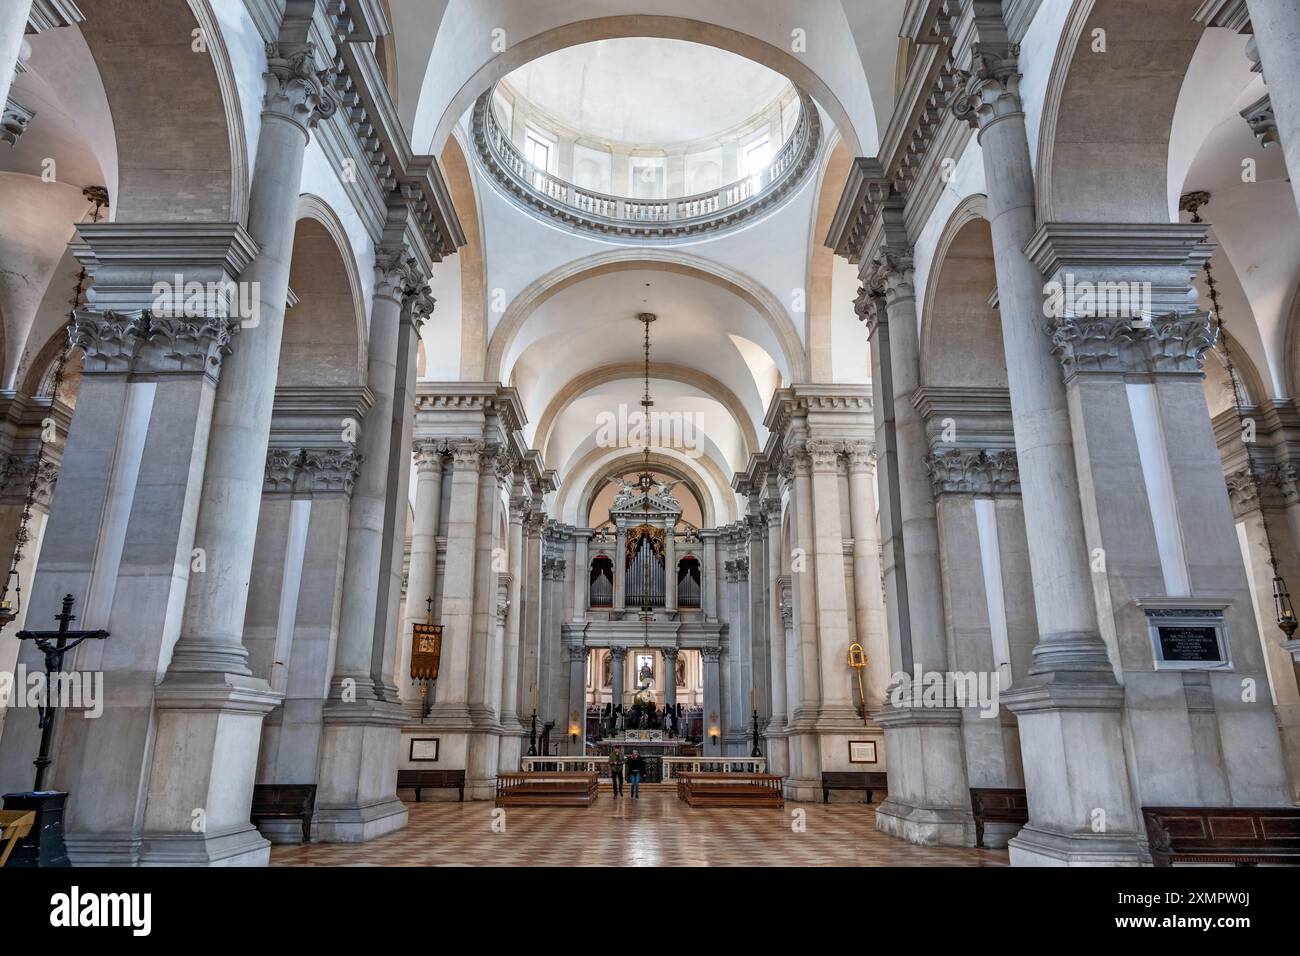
16,594,108,792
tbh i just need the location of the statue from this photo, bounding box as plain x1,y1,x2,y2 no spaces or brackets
605,473,637,509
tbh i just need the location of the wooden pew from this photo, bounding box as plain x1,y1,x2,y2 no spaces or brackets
677,772,785,808
821,771,888,804
0,810,35,867
495,772,599,807
397,769,466,802
1143,806,1300,866
250,784,317,843
969,787,1029,848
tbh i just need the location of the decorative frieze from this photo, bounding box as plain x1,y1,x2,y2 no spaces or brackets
925,448,1020,496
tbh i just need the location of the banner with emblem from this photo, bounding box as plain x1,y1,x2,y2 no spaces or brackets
411,623,443,681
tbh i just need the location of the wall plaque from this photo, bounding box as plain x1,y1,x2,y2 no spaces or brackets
1144,607,1229,670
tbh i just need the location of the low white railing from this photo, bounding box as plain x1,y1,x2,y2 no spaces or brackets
661,756,767,780
474,87,821,239
520,756,609,775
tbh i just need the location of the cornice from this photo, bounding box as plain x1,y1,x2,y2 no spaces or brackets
27,0,83,32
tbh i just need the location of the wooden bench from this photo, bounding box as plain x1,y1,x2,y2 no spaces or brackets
969,788,1030,848
677,772,785,808
0,810,35,867
496,772,599,807
397,769,466,802
822,771,888,804
1143,806,1300,866
250,784,316,843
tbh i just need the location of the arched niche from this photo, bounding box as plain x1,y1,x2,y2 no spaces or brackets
1036,0,1205,224
80,0,247,222
279,199,366,387
920,199,1007,391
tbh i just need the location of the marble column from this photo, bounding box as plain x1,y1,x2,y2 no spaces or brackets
703,532,718,620
665,525,677,610
572,531,589,621
314,256,424,842
140,41,338,864
374,287,431,703
845,440,890,711
613,525,627,610
498,492,528,771
466,449,507,793
566,645,587,754
400,440,446,710
951,20,1136,863
702,645,723,755
428,440,483,723
610,644,627,713
662,646,678,713
786,447,822,798
865,245,970,845
806,440,855,719
0,1,31,118
1246,1,1300,219
764,498,789,775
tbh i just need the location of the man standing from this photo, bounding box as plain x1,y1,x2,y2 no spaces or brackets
626,749,644,799
609,745,625,797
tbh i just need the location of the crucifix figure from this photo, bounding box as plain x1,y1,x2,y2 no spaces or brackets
15,594,108,792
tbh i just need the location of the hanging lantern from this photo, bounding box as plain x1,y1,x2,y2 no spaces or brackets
1274,575,1298,639
0,566,19,623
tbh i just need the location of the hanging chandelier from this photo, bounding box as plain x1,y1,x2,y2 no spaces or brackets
0,186,108,627
1182,190,1297,639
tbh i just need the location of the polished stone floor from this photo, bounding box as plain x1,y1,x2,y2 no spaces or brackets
270,791,1009,866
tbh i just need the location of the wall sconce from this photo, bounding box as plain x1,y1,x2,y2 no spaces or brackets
709,710,719,747
568,709,580,743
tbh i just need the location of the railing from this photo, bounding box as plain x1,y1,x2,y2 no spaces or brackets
520,756,609,776
662,756,767,780
474,86,822,240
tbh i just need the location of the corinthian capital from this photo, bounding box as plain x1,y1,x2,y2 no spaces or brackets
844,439,876,473
263,41,337,131
950,42,1023,131
853,281,888,337
866,246,915,302
406,284,437,331
414,439,447,472
804,438,841,472
374,247,421,301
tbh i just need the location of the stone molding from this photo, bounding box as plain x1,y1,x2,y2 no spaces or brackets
925,448,1020,496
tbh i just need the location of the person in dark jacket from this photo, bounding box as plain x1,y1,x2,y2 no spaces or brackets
626,749,644,798
608,746,625,797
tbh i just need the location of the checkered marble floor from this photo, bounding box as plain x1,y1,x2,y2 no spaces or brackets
269,793,1009,867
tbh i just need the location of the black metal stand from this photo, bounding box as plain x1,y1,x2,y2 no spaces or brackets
750,709,763,758
527,710,538,757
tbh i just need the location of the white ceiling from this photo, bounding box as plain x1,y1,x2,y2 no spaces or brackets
500,38,792,146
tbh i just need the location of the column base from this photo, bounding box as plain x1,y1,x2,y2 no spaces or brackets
1008,824,1145,866
139,671,280,867
1001,676,1143,865
315,698,408,843
138,824,271,867
874,704,972,847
